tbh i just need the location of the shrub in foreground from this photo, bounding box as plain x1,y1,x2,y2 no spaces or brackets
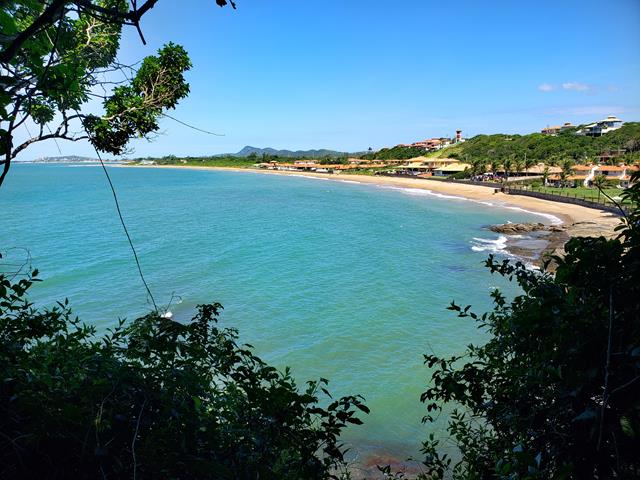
0,274,367,479
420,173,640,479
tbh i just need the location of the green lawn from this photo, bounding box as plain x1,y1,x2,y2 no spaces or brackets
527,186,629,205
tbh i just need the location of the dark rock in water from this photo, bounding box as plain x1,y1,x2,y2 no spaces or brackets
490,222,565,234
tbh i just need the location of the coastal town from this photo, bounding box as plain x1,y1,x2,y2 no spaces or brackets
250,116,637,194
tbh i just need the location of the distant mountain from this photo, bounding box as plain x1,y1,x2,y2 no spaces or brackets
17,155,121,163
234,146,348,158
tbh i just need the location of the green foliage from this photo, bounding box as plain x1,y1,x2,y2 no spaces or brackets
448,123,640,167
419,172,640,479
1,1,234,184
317,156,349,165
448,169,472,180
2,0,127,116
363,145,426,161
142,155,260,168
84,43,192,155
0,270,367,479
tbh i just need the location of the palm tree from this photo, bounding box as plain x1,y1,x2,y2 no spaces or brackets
524,157,536,176
490,160,500,181
592,174,608,203
472,160,486,177
514,159,525,178
542,166,550,187
503,158,513,182
561,159,574,188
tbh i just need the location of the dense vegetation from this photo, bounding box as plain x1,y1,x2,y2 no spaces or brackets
417,172,640,479
437,123,640,166
0,274,368,479
138,154,259,168
361,145,427,161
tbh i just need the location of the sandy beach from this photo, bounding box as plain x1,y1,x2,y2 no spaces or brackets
118,164,622,264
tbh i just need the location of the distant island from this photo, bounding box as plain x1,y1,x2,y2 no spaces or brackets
16,155,125,164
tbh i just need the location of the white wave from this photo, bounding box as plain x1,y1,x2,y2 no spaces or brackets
470,235,508,253
337,180,362,185
499,205,563,225
289,174,330,181
379,185,562,225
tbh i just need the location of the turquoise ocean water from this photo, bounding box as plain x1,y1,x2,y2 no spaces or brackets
0,164,555,463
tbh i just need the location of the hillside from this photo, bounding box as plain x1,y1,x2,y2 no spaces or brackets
363,123,640,164
235,146,348,158
432,123,640,164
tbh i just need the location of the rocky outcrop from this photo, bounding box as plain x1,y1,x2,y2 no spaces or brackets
489,222,565,234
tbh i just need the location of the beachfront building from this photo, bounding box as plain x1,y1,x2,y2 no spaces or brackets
396,162,432,175
394,157,463,176
433,163,472,176
257,161,388,174
518,163,562,177
547,164,637,188
577,115,624,137
620,165,639,188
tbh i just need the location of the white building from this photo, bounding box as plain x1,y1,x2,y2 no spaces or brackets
577,115,624,137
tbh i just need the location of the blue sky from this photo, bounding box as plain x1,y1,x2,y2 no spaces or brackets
20,0,640,159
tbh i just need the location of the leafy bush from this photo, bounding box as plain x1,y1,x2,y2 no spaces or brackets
0,272,368,479
363,146,426,161
448,170,472,180
419,172,640,479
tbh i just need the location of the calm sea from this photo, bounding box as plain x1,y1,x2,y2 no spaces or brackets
0,164,551,463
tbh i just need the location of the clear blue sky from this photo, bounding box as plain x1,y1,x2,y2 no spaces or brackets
21,0,640,159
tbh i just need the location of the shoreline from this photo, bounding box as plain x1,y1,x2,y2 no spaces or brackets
115,164,621,265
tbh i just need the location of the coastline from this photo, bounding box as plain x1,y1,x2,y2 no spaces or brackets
116,164,621,265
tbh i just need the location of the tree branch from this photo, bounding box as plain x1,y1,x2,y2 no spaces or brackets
0,0,67,64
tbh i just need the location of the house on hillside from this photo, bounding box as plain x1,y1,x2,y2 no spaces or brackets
541,122,574,135
577,115,624,137
541,125,562,135
597,150,626,164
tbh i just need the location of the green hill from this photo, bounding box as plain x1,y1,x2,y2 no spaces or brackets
364,123,640,165
433,123,640,164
